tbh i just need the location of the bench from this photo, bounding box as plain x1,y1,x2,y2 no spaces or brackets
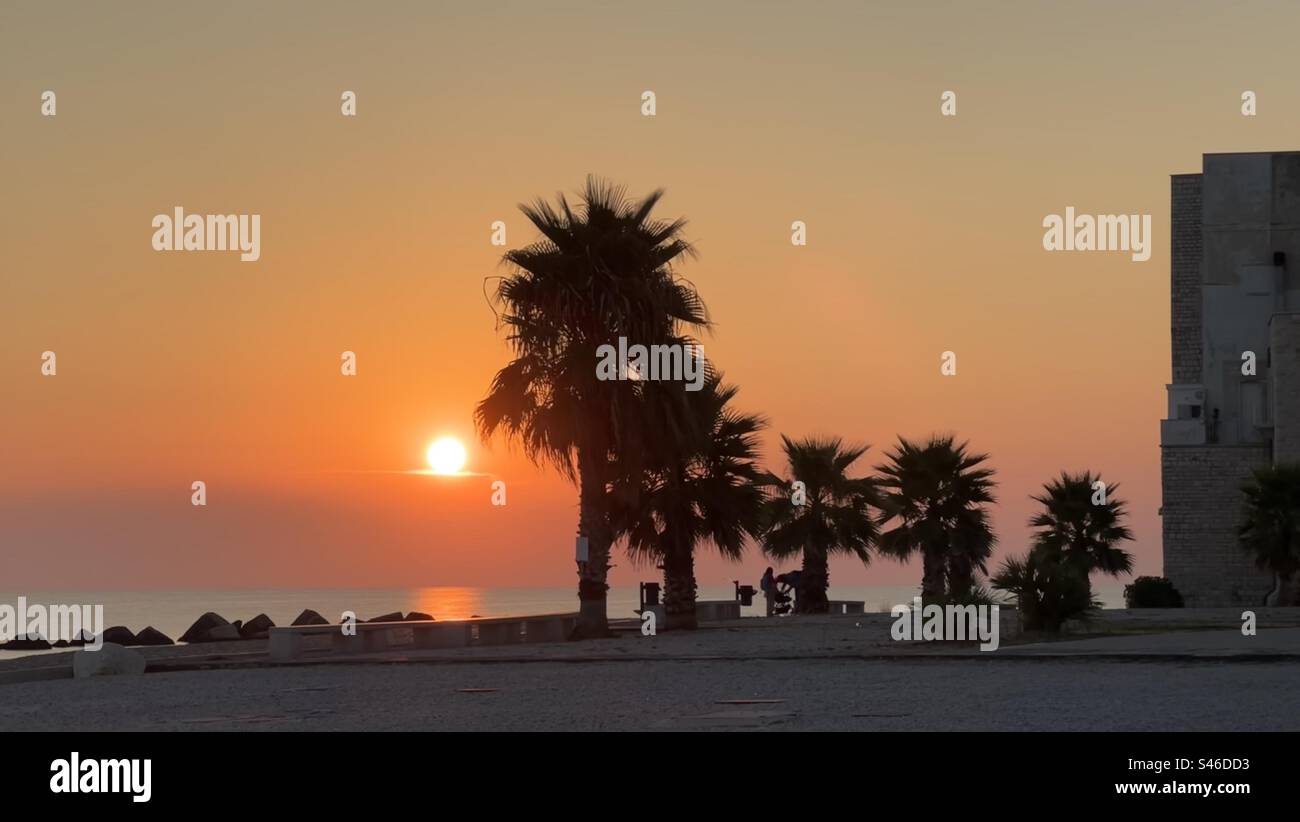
268,613,579,662
826,600,865,615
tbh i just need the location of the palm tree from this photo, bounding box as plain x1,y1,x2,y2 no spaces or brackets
1028,471,1134,599
876,435,997,602
1238,464,1300,606
757,436,880,613
991,547,1100,632
612,375,766,630
476,177,708,638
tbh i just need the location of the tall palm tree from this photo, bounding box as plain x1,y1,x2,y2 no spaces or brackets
757,436,880,613
1238,464,1300,606
613,374,766,630
476,177,708,638
876,435,997,602
1028,471,1134,598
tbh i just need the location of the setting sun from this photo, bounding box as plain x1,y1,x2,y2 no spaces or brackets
426,437,468,475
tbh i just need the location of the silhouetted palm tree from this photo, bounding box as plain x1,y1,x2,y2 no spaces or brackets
1029,471,1134,599
757,436,879,613
476,177,708,637
876,435,997,602
613,375,766,630
1238,464,1300,606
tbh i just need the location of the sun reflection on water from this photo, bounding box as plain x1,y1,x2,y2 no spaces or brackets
408,586,485,621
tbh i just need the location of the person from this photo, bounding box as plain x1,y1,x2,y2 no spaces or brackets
762,567,797,616
760,567,776,616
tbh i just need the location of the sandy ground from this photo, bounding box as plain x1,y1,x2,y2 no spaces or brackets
2,610,1299,731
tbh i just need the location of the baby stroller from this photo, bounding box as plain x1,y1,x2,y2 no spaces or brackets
771,586,793,616
762,568,797,616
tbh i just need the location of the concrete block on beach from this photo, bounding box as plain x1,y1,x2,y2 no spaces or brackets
206,624,241,642
0,636,52,651
179,612,234,643
134,627,174,646
101,626,137,645
239,614,275,639
73,643,146,679
291,609,328,626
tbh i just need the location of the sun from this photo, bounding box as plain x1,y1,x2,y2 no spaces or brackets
426,437,468,475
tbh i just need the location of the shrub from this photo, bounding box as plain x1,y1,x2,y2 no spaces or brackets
991,548,1099,632
1124,576,1184,609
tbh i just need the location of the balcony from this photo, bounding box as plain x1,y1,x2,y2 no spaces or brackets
1164,383,1208,445
1161,418,1206,446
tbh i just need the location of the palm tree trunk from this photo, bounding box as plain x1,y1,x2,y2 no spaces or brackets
663,545,698,631
1065,553,1095,604
573,446,612,639
921,549,946,603
947,553,973,601
799,549,830,614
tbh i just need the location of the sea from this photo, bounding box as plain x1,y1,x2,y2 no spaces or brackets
0,583,1127,659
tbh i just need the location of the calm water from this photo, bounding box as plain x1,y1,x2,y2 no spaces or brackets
0,583,1127,659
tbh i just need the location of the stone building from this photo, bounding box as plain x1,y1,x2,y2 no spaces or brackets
1162,152,1300,606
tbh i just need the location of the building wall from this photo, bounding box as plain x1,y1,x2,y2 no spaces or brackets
1171,174,1203,384
1199,153,1300,445
1162,155,1296,606
1161,444,1273,606
1272,313,1300,463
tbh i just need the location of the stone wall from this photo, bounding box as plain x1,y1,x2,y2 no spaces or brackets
1171,174,1203,384
1270,313,1300,463
1161,444,1273,606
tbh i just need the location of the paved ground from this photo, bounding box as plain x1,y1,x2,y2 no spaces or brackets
2,655,1296,731
4,611,1298,731
1001,627,1300,657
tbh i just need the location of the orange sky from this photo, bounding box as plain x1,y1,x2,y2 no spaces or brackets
4,0,1299,590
